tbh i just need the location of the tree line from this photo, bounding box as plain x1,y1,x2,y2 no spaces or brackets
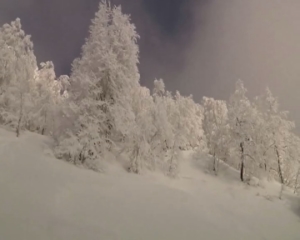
0,1,299,193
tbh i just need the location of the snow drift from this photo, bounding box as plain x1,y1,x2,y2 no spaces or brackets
0,128,299,240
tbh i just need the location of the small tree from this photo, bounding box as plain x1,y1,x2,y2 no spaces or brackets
173,92,205,150
127,87,154,173
55,73,109,170
228,80,257,182
255,87,295,186
151,79,174,169
29,61,64,135
202,97,229,174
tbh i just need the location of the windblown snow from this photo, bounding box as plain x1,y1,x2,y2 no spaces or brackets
0,128,299,240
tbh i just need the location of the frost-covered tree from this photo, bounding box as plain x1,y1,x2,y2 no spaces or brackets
55,1,140,170
166,93,182,177
153,83,182,176
147,80,207,176
126,86,155,173
283,133,300,190
228,80,258,182
165,92,206,176
255,88,296,186
57,75,70,94
29,61,64,136
174,92,205,150
134,79,178,174
202,97,229,174
55,73,109,170
70,1,139,139
0,18,37,136
151,79,174,161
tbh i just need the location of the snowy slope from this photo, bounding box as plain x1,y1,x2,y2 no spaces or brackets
0,128,299,240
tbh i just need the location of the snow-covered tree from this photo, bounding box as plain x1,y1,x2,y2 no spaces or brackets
57,75,70,94
283,133,300,189
55,73,109,170
28,61,64,136
0,18,37,136
173,92,205,150
126,86,155,173
202,97,229,174
228,80,258,181
165,91,184,177
70,1,139,139
255,88,296,185
55,1,140,170
150,79,174,171
165,92,206,176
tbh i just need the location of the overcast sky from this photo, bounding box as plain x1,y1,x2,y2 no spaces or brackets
0,0,195,85
1,0,300,129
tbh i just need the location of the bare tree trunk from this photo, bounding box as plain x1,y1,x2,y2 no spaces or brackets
16,92,23,137
279,183,284,200
213,152,218,175
275,145,284,185
168,137,178,177
240,142,245,182
294,166,300,194
41,111,47,135
263,157,267,172
129,144,140,174
262,142,275,173
274,144,285,199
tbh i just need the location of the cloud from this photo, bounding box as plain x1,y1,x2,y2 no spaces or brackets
3,0,299,129
179,0,300,128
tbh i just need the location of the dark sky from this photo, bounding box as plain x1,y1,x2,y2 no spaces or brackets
0,0,196,91
1,0,300,130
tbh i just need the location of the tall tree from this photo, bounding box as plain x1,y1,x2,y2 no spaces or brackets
56,1,141,170
0,18,37,136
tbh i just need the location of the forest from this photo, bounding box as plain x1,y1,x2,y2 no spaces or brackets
0,0,299,194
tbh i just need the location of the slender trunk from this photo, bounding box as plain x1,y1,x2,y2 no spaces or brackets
275,144,285,199
264,157,267,172
129,144,140,174
41,111,47,135
240,142,245,182
135,146,140,173
16,92,23,137
279,183,284,200
294,167,300,194
263,142,275,173
240,161,244,182
213,152,218,175
275,145,284,184
169,137,178,176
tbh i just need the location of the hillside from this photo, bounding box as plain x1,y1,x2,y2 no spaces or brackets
0,128,299,240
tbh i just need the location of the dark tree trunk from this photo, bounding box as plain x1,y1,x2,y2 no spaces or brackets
16,92,24,138
275,145,284,184
294,167,300,194
213,152,218,175
240,142,245,182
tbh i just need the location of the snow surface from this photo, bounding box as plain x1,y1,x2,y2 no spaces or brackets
0,128,299,240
